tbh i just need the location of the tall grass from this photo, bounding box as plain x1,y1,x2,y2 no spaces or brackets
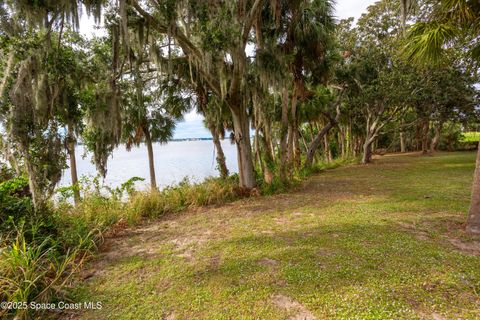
126,176,239,219
0,224,95,319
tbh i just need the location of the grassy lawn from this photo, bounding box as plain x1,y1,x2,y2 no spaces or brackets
73,152,480,320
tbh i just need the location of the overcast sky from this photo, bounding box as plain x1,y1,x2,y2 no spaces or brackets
80,0,377,139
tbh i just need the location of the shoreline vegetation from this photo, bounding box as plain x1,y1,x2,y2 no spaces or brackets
0,155,353,319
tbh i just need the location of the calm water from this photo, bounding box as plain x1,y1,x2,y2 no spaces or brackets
60,140,238,190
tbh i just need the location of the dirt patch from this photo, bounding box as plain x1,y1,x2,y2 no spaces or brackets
271,294,316,320
170,231,214,262
317,248,335,257
274,216,291,225
258,258,279,267
397,222,431,241
430,312,447,320
417,311,448,320
447,238,480,256
170,234,208,251
176,248,195,263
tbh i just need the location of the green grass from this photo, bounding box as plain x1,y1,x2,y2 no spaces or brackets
73,152,480,320
461,132,480,142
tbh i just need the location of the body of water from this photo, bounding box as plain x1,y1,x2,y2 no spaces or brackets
60,140,238,190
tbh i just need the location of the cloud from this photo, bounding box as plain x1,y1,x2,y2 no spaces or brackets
335,0,377,21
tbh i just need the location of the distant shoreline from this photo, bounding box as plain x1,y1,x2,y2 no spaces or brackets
169,137,214,142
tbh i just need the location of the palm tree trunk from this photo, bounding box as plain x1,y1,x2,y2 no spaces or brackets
466,143,480,234
144,127,157,191
290,91,301,168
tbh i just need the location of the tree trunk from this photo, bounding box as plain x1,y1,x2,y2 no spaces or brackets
287,124,294,167
279,88,290,182
304,94,342,167
213,132,229,179
290,91,301,168
421,118,429,154
346,123,352,157
301,133,308,154
430,122,442,153
263,122,275,162
23,153,44,212
144,127,157,191
258,127,274,184
293,127,301,168
362,138,374,164
324,134,332,162
231,105,256,189
67,125,80,204
340,128,346,158
399,133,405,152
305,121,334,168
253,129,261,169
0,52,15,98
466,142,480,235
466,143,480,234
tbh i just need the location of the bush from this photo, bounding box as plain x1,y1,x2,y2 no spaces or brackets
0,176,33,234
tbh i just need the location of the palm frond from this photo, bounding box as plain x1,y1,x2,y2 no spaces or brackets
404,22,458,63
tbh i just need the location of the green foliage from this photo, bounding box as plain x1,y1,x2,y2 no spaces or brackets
0,176,33,232
404,0,480,64
461,132,480,143
0,224,93,319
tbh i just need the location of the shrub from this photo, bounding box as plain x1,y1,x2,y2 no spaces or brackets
0,176,33,234
0,224,94,319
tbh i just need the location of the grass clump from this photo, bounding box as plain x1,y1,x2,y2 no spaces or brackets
0,176,99,319
126,176,239,219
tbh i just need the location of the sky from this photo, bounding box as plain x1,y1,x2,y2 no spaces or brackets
80,0,377,139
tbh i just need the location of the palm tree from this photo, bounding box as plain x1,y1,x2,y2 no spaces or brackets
122,74,186,191
402,0,480,234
